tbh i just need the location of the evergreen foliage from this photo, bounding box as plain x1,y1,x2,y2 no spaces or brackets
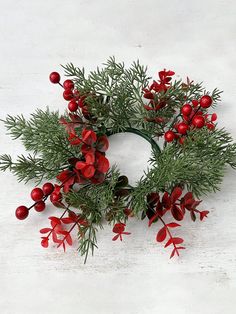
1,58,235,261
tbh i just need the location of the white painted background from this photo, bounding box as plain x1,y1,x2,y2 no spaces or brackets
0,1,236,313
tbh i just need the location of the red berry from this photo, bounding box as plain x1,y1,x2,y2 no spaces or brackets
49,72,60,84
164,130,175,142
34,201,46,212
50,192,62,203
206,123,215,130
42,182,54,195
192,115,205,128
181,104,192,116
192,100,199,107
15,206,29,220
63,89,74,101
200,95,212,108
68,100,78,112
177,122,189,135
63,79,74,90
31,188,44,202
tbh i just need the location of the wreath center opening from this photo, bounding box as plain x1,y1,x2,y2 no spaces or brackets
106,131,155,186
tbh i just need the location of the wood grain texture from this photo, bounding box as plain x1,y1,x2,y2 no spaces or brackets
0,1,236,313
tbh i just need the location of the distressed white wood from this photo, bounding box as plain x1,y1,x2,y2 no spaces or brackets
0,0,236,313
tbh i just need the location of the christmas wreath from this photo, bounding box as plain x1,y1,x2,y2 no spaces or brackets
1,57,236,262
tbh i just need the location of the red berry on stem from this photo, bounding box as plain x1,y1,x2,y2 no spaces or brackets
31,188,44,202
42,182,54,195
181,104,192,116
192,100,199,107
192,115,205,128
177,122,189,135
49,72,60,84
63,79,74,90
164,130,175,142
50,192,62,203
15,206,29,220
34,201,46,212
68,100,78,112
200,95,213,108
63,89,74,101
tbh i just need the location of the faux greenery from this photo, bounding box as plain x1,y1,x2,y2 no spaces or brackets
1,57,235,261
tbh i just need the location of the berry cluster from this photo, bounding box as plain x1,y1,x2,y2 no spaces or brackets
15,182,54,220
50,71,90,118
164,95,217,143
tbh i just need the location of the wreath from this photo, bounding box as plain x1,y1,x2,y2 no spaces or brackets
1,57,236,262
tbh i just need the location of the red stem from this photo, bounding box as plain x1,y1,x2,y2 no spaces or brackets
158,215,180,256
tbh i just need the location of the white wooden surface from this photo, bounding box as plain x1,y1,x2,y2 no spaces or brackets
1,1,236,313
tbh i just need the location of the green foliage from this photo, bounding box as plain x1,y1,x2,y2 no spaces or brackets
0,153,65,184
62,57,149,134
0,108,79,183
130,126,236,215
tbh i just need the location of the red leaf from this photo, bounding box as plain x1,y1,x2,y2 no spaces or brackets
171,187,183,202
183,191,193,202
147,192,160,207
113,223,125,234
85,152,95,164
170,248,176,259
172,237,184,245
68,133,82,145
40,228,51,234
57,230,68,236
82,129,97,145
162,192,171,209
171,204,184,221
65,233,73,246
41,237,49,248
48,216,61,224
52,231,61,244
190,210,196,221
96,135,109,152
166,222,181,228
200,210,209,221
82,165,96,178
63,176,75,193
112,234,120,241
148,213,159,227
61,217,75,224
177,246,185,250
75,161,86,170
164,238,173,248
96,155,110,173
156,227,167,242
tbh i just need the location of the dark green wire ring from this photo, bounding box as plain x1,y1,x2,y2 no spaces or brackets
106,127,161,154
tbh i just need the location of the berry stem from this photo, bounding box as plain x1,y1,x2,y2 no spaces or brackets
28,195,49,211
